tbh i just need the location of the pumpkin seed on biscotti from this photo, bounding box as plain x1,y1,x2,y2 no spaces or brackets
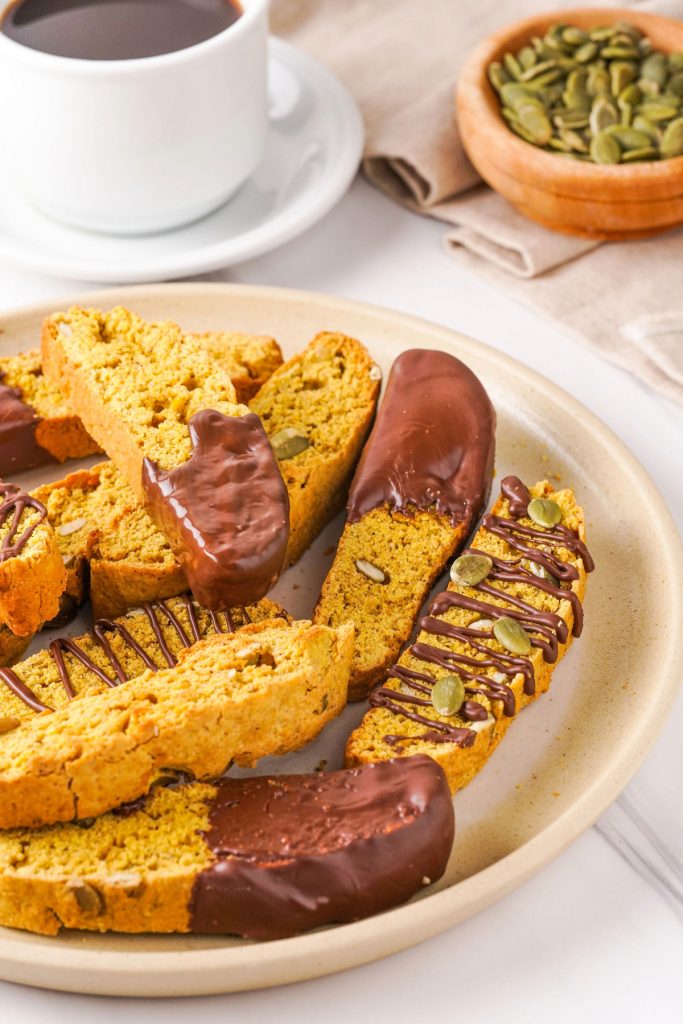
431,674,466,716
527,497,562,527
270,427,309,461
523,558,560,587
493,617,532,656
355,558,388,585
450,553,493,587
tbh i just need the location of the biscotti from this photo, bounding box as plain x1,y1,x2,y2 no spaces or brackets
0,617,353,828
0,334,282,477
0,482,66,636
0,349,100,475
42,307,289,609
0,592,286,725
345,477,595,792
0,757,453,938
250,331,380,565
315,348,495,700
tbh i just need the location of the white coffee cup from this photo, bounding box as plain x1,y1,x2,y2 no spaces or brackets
0,0,269,235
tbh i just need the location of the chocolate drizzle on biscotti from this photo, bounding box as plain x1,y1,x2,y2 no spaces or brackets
0,380,57,475
370,476,594,747
0,482,48,561
189,757,455,940
0,594,252,714
347,349,495,527
142,410,290,611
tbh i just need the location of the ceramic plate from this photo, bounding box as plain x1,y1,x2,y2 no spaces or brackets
0,40,363,283
0,283,680,997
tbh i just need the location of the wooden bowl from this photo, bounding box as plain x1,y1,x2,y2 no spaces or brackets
456,7,683,240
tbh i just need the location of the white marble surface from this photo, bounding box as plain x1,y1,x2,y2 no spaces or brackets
0,176,680,1022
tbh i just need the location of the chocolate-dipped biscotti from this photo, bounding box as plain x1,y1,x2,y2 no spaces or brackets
0,333,282,477
0,757,453,938
0,481,66,637
41,307,290,610
315,348,495,700
0,615,353,829
346,477,594,792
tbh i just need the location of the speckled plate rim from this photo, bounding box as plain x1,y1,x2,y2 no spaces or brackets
0,283,680,998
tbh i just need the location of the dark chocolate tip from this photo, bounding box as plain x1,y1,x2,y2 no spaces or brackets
189,756,455,940
0,380,57,475
141,410,290,611
347,349,495,528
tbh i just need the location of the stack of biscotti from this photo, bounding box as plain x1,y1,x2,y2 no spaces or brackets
0,333,282,476
315,348,496,701
28,327,379,620
41,306,290,610
0,612,354,828
345,477,595,793
0,756,453,939
0,481,67,667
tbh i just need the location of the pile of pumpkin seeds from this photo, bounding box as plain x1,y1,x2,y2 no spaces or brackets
487,20,683,163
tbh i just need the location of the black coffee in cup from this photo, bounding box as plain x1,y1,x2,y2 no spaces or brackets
1,0,242,60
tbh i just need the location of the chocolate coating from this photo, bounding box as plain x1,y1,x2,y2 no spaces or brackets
347,349,495,526
0,380,56,476
142,411,289,611
190,756,454,939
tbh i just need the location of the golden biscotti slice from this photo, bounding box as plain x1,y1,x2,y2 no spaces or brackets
0,618,353,828
0,757,453,939
0,594,287,726
0,482,66,637
42,306,290,609
189,331,283,402
345,477,595,793
0,349,101,476
314,348,496,701
250,331,380,566
0,335,283,476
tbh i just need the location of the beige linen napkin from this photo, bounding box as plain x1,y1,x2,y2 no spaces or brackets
272,0,683,405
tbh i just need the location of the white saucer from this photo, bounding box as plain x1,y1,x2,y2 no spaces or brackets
0,39,363,283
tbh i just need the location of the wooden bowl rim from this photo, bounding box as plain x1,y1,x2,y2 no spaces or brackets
456,6,683,192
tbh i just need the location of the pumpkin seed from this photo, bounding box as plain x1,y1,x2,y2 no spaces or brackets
431,674,466,717
602,46,640,60
632,115,660,141
527,497,563,527
270,428,309,461
66,880,103,915
519,59,558,82
450,553,493,587
488,62,508,92
518,46,537,72
641,52,668,87
559,128,589,153
517,104,552,144
590,130,622,163
503,52,522,80
638,101,679,122
669,53,683,71
660,116,683,157
621,146,659,161
574,41,598,64
355,558,388,584
56,517,87,536
493,617,532,656
469,617,495,632
587,66,610,95
668,72,683,98
523,559,560,587
590,95,619,134
606,126,654,149
562,26,588,47
610,61,638,96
